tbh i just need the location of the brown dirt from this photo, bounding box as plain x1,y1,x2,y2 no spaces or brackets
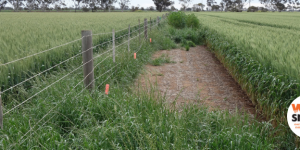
136,46,258,117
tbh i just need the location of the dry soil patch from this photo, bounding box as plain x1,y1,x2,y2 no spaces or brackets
136,46,257,117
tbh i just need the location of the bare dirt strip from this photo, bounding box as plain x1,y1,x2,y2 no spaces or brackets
136,46,258,117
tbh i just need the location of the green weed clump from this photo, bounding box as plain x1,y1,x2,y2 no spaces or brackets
151,54,174,66
168,11,200,29
185,45,190,51
168,27,204,45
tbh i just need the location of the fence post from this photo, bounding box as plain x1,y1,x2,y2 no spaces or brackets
128,24,130,52
112,29,115,63
150,17,151,32
81,30,94,91
144,18,148,40
157,16,159,26
139,19,141,43
0,94,3,130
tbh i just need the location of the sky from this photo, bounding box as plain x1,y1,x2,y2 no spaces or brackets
6,0,265,9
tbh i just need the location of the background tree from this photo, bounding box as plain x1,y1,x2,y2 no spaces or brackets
179,0,192,11
207,0,216,11
73,0,83,12
152,0,174,12
275,2,285,11
171,5,176,10
141,7,144,10
180,4,186,10
0,0,7,11
192,4,200,11
118,0,130,12
88,0,100,12
149,6,155,10
259,0,297,12
247,5,258,11
134,4,139,10
220,2,224,10
101,0,117,12
26,0,37,11
8,0,25,11
221,0,246,12
198,3,205,10
212,4,220,10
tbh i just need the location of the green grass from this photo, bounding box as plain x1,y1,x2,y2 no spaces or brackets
150,53,175,66
0,13,297,149
193,12,300,118
0,12,165,103
189,12,300,145
0,22,296,149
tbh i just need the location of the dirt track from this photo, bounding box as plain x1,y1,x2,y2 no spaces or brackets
136,46,257,116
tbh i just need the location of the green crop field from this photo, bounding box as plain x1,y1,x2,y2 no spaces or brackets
194,12,300,126
0,12,161,97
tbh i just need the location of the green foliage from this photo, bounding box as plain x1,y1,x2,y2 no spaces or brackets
167,11,186,29
186,14,200,28
168,26,205,46
187,40,196,47
185,45,190,51
247,6,258,12
82,7,90,12
168,11,200,29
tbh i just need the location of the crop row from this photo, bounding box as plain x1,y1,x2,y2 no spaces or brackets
195,13,300,124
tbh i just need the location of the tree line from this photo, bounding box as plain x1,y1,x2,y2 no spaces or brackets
0,0,185,12
205,0,300,12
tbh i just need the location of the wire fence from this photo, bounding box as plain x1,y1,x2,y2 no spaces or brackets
0,13,169,147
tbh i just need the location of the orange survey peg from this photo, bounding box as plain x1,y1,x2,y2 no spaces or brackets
105,84,109,95
134,53,136,59
150,38,152,43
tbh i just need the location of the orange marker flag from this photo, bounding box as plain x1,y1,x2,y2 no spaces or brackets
134,53,136,59
105,84,109,95
150,38,152,43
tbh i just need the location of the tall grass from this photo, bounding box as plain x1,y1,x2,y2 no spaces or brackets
194,12,300,117
0,22,296,149
191,12,300,146
0,12,162,103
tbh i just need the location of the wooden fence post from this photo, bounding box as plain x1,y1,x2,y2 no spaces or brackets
128,25,130,52
112,29,115,63
81,30,94,91
144,18,148,40
0,94,3,130
139,19,141,43
150,17,151,31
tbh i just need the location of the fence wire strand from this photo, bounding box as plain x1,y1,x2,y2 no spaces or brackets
5,16,168,147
